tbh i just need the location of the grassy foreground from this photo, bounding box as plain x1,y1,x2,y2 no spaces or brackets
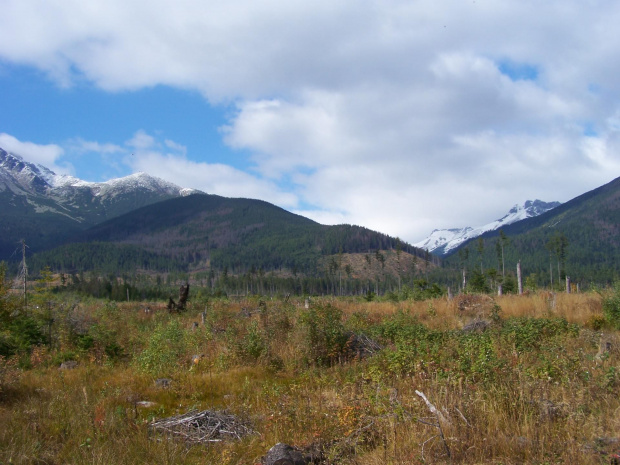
1,291,619,464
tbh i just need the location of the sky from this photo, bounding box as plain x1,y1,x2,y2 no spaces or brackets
1,0,619,245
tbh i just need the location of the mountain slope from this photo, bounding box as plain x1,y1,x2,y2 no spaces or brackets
443,176,620,283
0,148,198,259
415,200,561,256
32,193,422,275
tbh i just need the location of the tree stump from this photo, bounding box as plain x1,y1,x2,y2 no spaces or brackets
168,283,190,312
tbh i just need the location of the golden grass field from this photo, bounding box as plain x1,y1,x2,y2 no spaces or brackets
1,290,619,464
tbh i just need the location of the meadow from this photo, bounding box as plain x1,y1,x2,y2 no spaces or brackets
1,288,619,464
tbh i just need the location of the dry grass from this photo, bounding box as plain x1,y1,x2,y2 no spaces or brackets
1,291,619,464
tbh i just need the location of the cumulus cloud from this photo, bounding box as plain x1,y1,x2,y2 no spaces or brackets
0,133,71,174
1,1,620,242
68,138,124,155
123,131,299,208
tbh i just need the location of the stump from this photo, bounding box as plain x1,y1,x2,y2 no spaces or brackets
168,283,190,313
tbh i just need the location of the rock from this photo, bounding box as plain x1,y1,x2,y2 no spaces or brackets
59,360,78,370
462,319,490,333
595,333,617,362
136,401,157,408
534,399,566,421
595,437,620,447
155,378,172,388
515,436,532,447
262,443,308,465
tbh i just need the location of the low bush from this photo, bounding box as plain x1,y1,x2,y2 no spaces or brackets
602,282,620,329
1,292,619,465
133,319,188,376
299,303,349,366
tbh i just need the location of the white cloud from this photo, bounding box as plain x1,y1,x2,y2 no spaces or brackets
120,131,299,208
68,138,124,155
2,1,620,243
126,130,157,151
129,151,299,208
0,133,71,174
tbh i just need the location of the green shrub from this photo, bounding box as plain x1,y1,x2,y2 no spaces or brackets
104,342,125,361
1,316,48,357
468,270,490,294
364,290,375,302
602,282,620,329
235,320,267,363
133,320,188,376
411,279,444,301
299,304,348,366
377,310,429,344
454,331,504,382
346,309,372,333
500,317,579,352
75,334,95,351
1,263,47,356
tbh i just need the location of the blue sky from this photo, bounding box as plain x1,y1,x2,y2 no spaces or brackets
1,0,619,244
0,64,238,178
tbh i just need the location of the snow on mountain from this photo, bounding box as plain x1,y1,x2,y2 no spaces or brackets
1,147,200,201
0,147,203,226
414,200,561,256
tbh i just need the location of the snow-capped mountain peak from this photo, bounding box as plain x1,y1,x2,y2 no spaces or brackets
1,147,199,197
414,200,561,256
0,146,203,224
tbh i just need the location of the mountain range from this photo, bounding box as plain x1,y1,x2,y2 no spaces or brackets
2,147,619,284
442,175,620,284
0,148,196,259
414,200,561,256
0,147,421,276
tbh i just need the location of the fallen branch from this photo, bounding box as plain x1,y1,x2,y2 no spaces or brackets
415,390,452,461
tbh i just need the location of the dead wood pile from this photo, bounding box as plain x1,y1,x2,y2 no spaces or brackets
149,409,255,443
454,294,497,322
454,294,494,313
345,332,383,360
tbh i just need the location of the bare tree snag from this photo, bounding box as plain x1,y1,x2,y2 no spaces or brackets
168,283,190,313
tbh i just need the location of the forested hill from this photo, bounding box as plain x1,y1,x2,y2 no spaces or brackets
32,193,422,275
443,175,620,284
0,147,195,260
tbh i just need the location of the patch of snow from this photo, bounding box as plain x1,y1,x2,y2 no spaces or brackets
415,200,561,255
1,145,205,223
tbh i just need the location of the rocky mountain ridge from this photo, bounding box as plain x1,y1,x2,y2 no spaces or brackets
414,199,561,256
0,147,201,258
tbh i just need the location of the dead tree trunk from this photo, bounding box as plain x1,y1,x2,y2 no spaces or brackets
517,261,523,295
168,283,190,313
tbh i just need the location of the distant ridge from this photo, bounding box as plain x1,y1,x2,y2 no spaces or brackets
442,176,620,283
0,147,200,258
1,148,424,276
33,193,422,275
415,200,560,256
